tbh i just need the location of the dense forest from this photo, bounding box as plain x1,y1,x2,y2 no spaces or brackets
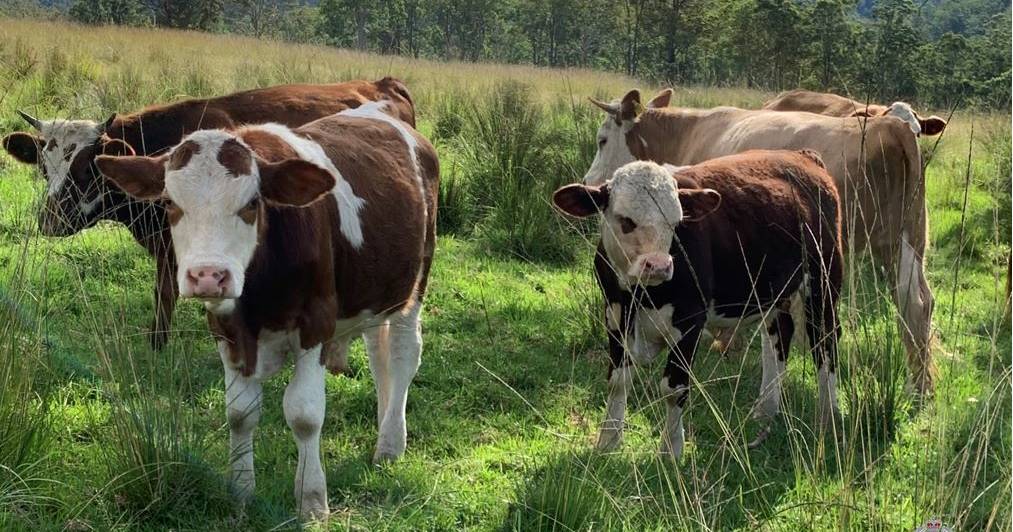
4,0,1010,109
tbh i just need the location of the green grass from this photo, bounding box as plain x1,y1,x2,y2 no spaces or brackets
0,17,1010,532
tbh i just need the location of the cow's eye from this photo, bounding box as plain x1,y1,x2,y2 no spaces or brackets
618,216,636,234
598,138,607,147
163,198,184,224
45,139,57,151
238,197,259,224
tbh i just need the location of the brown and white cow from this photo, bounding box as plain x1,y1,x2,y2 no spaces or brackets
95,101,438,520
554,151,843,456
762,89,947,137
1,77,415,351
583,89,936,394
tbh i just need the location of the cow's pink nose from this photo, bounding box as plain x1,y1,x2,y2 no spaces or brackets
185,266,231,297
641,255,674,280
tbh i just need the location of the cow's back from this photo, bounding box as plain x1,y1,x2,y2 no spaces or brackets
762,89,885,117
298,114,437,319
109,79,416,155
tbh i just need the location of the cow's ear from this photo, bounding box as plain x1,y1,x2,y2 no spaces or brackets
95,155,166,200
553,183,610,218
647,88,673,109
258,158,335,207
101,138,135,157
680,188,721,222
2,132,42,164
919,115,946,136
619,89,644,121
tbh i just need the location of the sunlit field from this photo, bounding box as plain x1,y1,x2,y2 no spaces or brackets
0,18,1009,531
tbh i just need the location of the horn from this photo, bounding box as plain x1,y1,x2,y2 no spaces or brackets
17,110,42,130
588,97,620,115
98,113,116,134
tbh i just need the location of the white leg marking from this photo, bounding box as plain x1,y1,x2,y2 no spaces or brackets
605,302,622,331
659,379,688,459
284,344,329,520
221,342,262,502
817,364,839,426
363,322,392,431
373,304,422,462
754,320,786,420
596,365,632,451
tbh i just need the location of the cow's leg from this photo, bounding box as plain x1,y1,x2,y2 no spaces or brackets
597,302,631,451
149,252,177,350
752,308,793,421
363,322,391,432
894,230,936,395
222,344,262,503
283,344,328,521
373,303,422,463
660,326,700,459
322,337,350,376
805,272,841,426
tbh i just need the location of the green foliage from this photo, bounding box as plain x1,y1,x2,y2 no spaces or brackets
69,0,147,26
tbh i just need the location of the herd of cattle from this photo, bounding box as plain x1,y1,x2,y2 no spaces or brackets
1,78,946,520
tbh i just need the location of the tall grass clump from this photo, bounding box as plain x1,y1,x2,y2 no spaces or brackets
444,81,597,263
0,287,54,525
100,391,230,526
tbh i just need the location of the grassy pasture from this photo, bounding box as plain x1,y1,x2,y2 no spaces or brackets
0,18,1010,531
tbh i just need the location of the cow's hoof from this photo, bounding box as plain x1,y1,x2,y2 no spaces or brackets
372,445,404,464
747,424,772,449
750,398,780,421
298,502,329,523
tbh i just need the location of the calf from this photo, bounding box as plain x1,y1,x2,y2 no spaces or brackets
554,151,842,457
2,77,415,351
95,101,438,520
761,89,947,137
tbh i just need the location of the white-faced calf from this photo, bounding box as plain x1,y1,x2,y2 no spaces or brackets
554,150,843,457
95,102,438,520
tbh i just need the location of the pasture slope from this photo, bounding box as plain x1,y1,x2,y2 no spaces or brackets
0,18,1010,532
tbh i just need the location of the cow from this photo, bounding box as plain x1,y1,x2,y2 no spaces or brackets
1,77,415,353
553,151,843,456
93,100,438,520
762,89,947,137
583,88,935,394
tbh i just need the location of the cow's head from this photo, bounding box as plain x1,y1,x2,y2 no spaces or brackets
555,160,720,287
583,88,673,186
96,130,334,301
1,111,134,235
850,102,947,137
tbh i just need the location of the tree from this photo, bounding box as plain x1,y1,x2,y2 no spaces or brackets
70,0,147,25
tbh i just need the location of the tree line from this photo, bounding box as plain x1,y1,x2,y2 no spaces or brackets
14,0,1012,109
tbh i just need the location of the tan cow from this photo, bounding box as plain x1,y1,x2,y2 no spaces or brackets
584,88,935,394
762,89,947,137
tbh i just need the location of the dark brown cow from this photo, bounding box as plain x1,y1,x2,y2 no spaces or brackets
762,89,947,136
554,150,843,456
95,101,438,520
1,77,414,351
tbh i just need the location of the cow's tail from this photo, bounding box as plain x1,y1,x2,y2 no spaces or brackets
894,120,937,394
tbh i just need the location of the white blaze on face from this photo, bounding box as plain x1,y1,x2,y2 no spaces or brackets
583,114,636,186
36,119,101,197
600,161,684,288
886,102,921,136
165,130,260,299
